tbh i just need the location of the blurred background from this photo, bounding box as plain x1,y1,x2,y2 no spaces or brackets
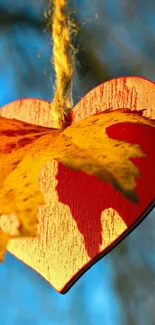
0,0,155,324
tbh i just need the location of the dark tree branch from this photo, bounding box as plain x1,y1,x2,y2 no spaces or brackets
0,7,45,30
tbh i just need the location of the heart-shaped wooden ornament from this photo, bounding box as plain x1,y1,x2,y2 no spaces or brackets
0,76,155,294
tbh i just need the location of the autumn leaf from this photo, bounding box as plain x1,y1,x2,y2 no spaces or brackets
0,116,60,235
0,116,59,184
54,109,155,203
0,116,60,260
0,108,154,261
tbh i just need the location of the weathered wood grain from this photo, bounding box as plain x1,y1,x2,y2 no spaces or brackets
0,76,155,293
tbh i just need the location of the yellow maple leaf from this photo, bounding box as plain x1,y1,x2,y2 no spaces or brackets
0,108,154,261
54,109,155,202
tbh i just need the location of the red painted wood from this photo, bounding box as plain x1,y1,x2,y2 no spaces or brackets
0,76,155,294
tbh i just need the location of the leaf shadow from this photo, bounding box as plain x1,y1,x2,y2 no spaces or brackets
56,123,155,258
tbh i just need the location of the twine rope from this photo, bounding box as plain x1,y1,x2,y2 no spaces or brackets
51,0,73,129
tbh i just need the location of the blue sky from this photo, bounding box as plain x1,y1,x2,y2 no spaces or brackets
0,1,155,324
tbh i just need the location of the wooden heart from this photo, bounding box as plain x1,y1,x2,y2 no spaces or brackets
0,76,155,294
